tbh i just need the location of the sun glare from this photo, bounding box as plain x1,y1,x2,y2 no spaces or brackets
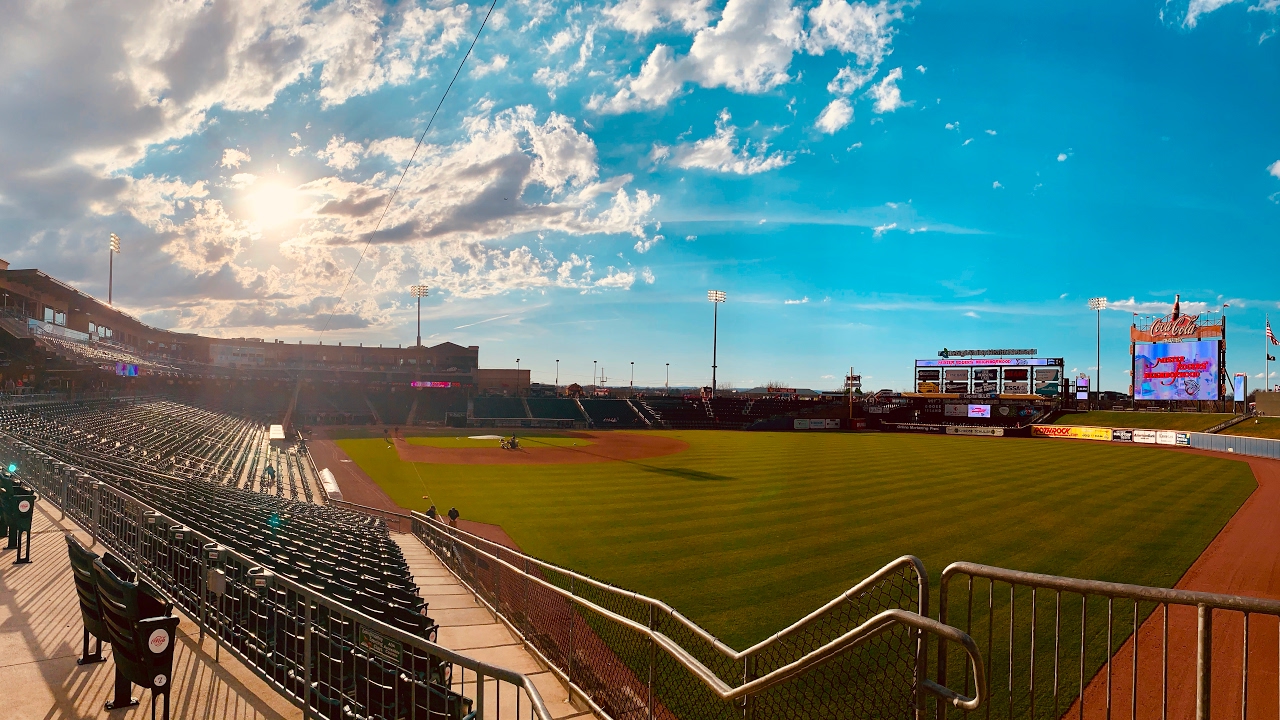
242,182,301,229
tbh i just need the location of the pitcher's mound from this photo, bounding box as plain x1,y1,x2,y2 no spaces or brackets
394,432,688,465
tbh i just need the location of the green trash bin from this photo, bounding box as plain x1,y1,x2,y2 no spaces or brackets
10,489,34,564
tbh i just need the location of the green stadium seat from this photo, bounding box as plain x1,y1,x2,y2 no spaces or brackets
65,533,135,665
93,557,181,720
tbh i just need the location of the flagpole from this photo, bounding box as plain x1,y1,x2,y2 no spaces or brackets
1268,313,1271,393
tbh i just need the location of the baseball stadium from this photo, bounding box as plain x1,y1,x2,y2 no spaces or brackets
1,259,1280,720
2,1,1278,719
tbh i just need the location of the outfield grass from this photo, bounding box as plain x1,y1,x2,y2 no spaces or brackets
405,435,594,448
1221,417,1280,439
1053,410,1234,431
338,431,1255,650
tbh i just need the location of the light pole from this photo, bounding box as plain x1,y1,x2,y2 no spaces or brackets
410,285,428,347
1088,297,1107,406
555,359,559,395
666,363,670,395
593,360,597,389
708,290,726,397
516,358,521,396
630,361,634,394
108,234,121,305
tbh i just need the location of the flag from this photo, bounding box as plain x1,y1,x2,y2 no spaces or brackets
1269,320,1278,345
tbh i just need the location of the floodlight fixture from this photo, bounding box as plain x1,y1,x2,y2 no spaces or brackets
108,233,122,304
707,290,726,396
1087,297,1107,403
410,285,429,347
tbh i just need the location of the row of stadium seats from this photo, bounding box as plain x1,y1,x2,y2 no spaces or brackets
0,399,319,502
0,400,438,641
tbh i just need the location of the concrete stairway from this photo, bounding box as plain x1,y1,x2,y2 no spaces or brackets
391,535,598,719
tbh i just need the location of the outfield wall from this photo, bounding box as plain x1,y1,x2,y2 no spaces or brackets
1032,424,1280,460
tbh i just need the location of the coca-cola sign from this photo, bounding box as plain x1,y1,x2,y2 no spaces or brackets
1147,313,1200,339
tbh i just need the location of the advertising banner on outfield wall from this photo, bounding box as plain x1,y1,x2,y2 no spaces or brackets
946,426,1005,436
1032,425,1113,441
1112,429,1135,442
1134,429,1157,444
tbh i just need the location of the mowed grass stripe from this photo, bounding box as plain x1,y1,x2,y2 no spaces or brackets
337,431,1255,648
1053,410,1234,431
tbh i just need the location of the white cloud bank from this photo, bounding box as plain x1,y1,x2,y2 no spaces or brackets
653,109,792,174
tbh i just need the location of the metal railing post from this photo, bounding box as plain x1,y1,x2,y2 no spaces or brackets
648,603,655,720
1197,604,1212,720
60,470,67,520
476,671,486,719
567,576,575,687
302,594,313,720
90,481,101,547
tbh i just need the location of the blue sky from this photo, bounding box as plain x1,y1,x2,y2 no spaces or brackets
0,0,1277,391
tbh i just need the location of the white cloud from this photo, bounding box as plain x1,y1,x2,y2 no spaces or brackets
1184,0,1243,27
1107,297,1212,314
964,311,980,318
827,65,875,95
784,296,810,304
1057,152,1069,162
471,55,509,78
872,221,896,236
1268,159,1280,178
220,149,251,168
228,173,257,188
867,67,907,113
317,134,365,171
992,181,1003,189
641,268,656,284
805,0,904,65
961,138,973,146
603,0,714,35
654,109,792,174
985,129,997,136
815,98,854,133
916,64,926,73
945,121,959,131
596,0,912,114
634,234,663,252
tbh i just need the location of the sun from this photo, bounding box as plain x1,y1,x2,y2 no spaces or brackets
241,182,302,229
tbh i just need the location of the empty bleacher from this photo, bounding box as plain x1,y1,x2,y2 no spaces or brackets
579,399,646,428
472,396,528,419
526,398,586,421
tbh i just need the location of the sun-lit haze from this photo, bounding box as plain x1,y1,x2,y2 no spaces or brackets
0,0,1277,391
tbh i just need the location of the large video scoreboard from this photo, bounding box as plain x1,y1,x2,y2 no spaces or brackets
914,357,1064,396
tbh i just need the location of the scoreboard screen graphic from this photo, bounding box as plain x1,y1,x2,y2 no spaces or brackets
914,357,1064,396
1133,340,1220,401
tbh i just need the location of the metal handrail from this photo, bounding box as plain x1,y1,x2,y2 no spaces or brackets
6,434,555,720
937,561,1280,720
941,562,1280,614
416,511,935,663
415,511,984,713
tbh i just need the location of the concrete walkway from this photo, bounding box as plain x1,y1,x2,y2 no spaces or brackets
0,504,300,720
392,535,598,720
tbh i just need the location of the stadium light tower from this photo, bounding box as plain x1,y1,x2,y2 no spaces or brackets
1088,297,1107,402
707,290,726,397
630,361,634,393
410,285,429,347
108,234,121,305
666,363,670,395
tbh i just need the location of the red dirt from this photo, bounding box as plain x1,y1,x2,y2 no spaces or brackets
1067,449,1280,719
391,431,689,465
